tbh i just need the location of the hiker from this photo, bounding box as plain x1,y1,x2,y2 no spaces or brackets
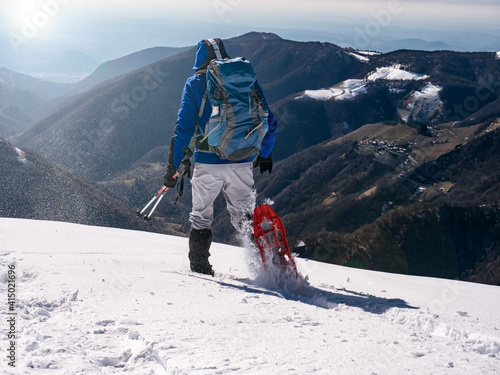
164,38,277,276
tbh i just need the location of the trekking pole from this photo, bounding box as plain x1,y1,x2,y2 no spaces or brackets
136,172,179,220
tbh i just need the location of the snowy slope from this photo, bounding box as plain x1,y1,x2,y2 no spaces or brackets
366,66,428,81
399,84,443,123
296,79,368,101
348,52,370,63
1,218,499,374
296,65,428,101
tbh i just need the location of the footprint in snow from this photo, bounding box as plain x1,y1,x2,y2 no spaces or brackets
94,349,132,367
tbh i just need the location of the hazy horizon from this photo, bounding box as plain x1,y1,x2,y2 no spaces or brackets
0,0,498,80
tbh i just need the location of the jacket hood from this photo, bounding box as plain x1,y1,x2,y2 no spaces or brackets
192,39,229,72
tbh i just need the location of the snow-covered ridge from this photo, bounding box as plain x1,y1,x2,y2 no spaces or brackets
296,65,428,101
348,52,370,63
367,65,428,81
297,79,368,101
348,50,381,63
358,51,381,56
1,218,499,374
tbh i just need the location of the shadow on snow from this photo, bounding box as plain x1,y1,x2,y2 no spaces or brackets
189,273,418,314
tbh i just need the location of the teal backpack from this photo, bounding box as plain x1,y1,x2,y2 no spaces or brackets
196,39,269,161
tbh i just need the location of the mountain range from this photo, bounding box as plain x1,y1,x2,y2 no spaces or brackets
0,36,101,76
0,137,167,235
0,67,71,137
0,46,191,139
3,32,500,285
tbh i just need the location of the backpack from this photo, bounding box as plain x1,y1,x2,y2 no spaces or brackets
195,39,269,161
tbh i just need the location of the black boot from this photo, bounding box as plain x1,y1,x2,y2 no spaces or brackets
189,228,214,276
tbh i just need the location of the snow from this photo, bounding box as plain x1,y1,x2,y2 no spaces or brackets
14,147,28,164
1,218,499,374
399,84,443,123
414,84,442,101
367,66,428,81
357,51,381,56
348,52,370,63
496,52,500,59
297,65,428,101
296,79,367,101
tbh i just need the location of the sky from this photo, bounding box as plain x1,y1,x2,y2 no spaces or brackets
53,0,499,21
0,0,498,78
74,0,500,26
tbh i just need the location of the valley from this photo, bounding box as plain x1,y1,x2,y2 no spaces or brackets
2,32,499,285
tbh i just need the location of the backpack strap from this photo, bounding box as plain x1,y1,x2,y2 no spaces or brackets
197,90,209,138
205,38,229,60
190,39,231,153
207,39,223,60
186,90,211,155
195,38,230,73
199,90,208,120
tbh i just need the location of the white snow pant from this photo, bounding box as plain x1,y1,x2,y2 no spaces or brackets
189,162,256,231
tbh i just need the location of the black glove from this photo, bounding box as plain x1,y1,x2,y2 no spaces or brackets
164,158,191,188
253,155,273,174
177,157,192,179
163,164,178,188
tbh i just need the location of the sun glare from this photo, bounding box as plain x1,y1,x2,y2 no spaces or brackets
6,0,71,41
10,2,39,28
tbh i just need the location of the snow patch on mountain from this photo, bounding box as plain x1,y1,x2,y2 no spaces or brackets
296,65,428,101
297,79,368,101
367,65,428,81
1,138,28,164
14,146,28,164
399,84,443,124
496,51,500,59
348,52,370,63
359,51,381,56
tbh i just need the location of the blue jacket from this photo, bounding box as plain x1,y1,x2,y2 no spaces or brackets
170,40,278,169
